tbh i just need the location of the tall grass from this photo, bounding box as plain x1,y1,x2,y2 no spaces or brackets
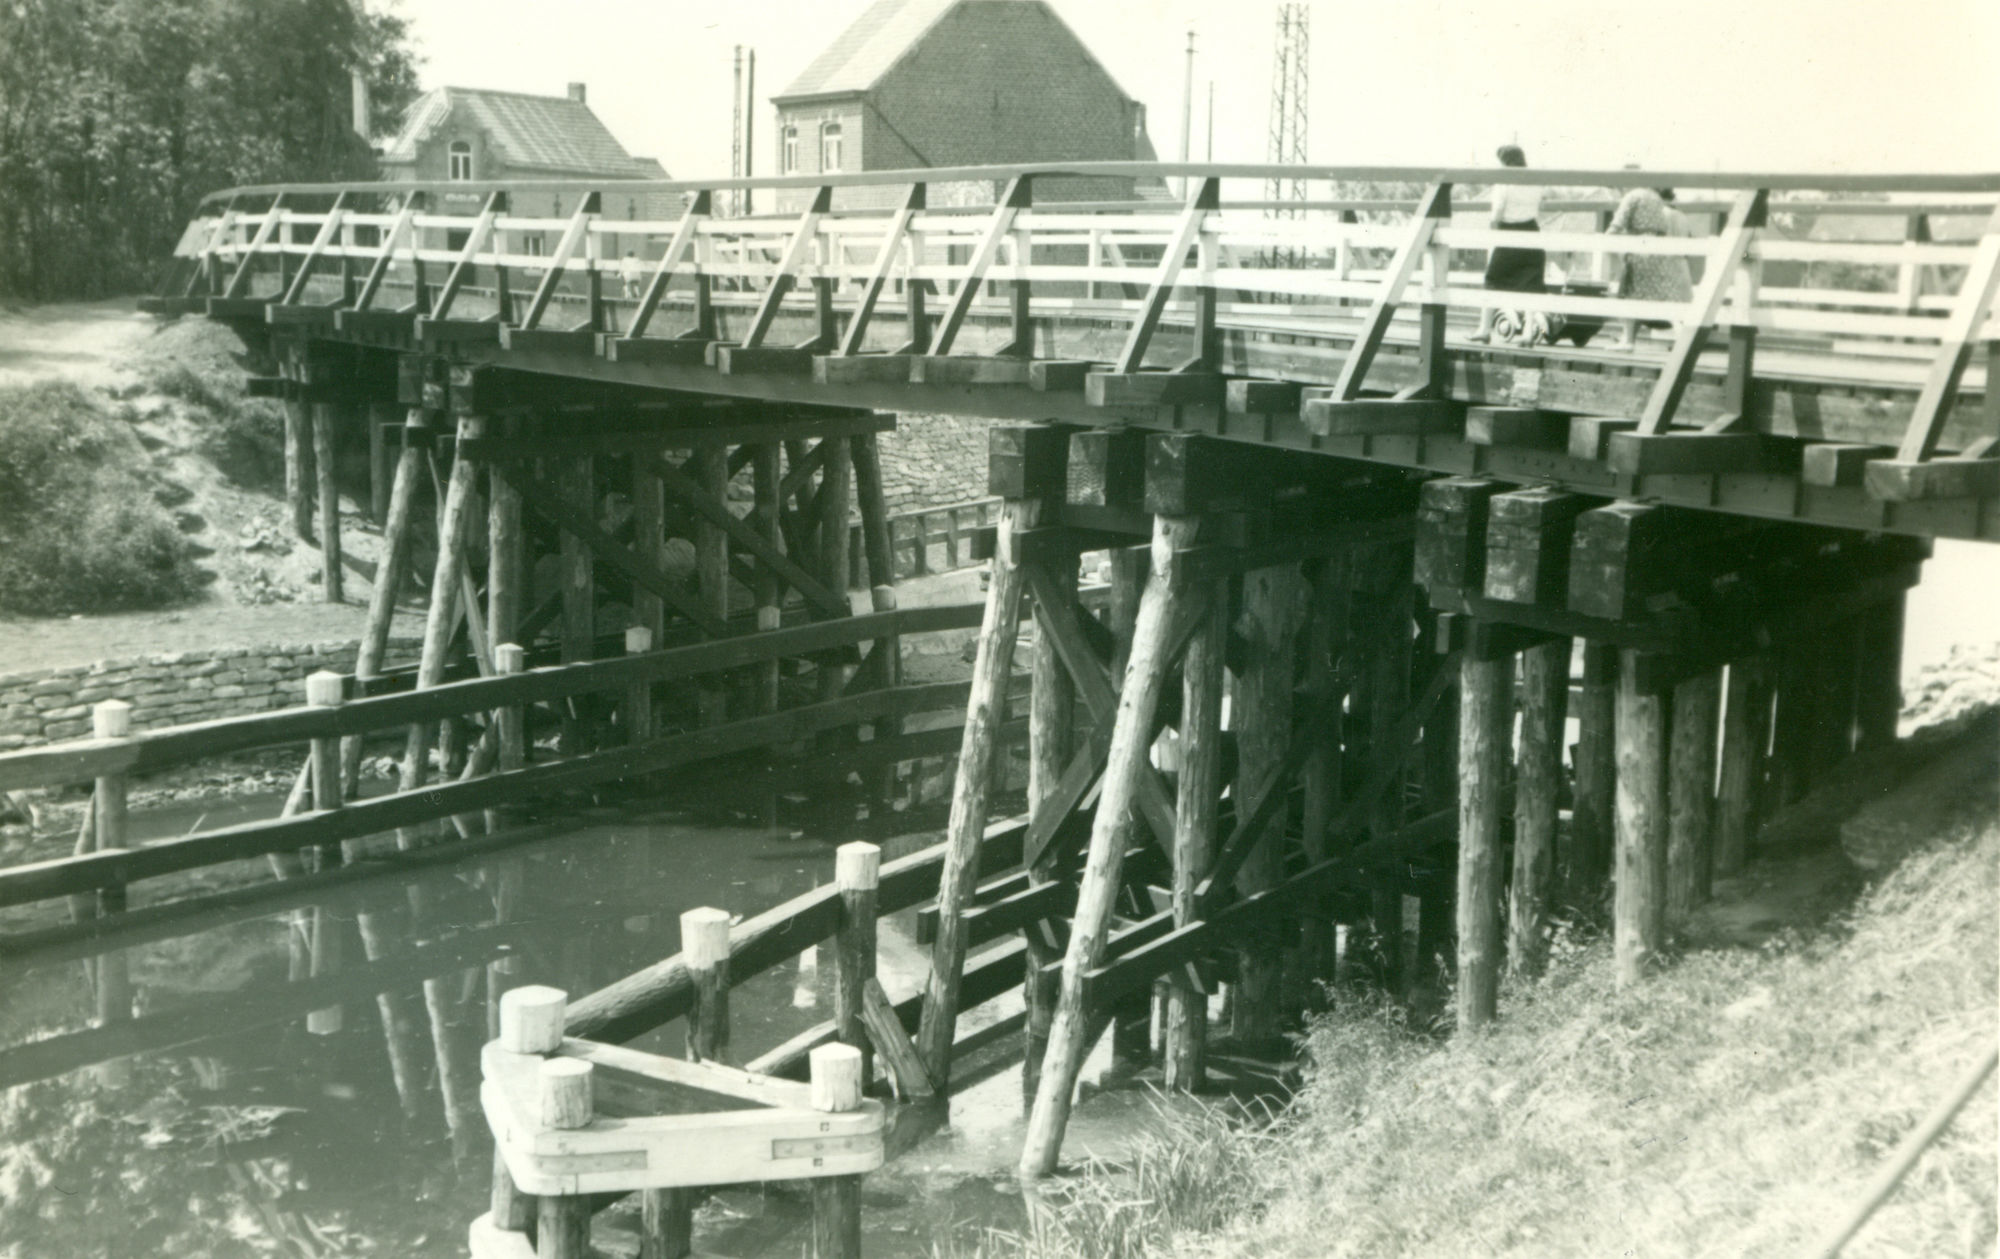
0,381,203,614
953,818,1996,1258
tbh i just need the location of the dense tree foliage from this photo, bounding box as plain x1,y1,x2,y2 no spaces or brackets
0,0,419,300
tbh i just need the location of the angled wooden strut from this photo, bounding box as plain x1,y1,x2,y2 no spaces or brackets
352,194,422,312
1635,188,1769,436
222,192,286,300
517,192,602,331
1332,181,1452,401
278,191,350,306
627,189,712,340
429,190,508,320
1112,176,1220,374
493,462,733,639
929,175,1033,357
743,185,833,349
838,183,925,356
652,455,850,618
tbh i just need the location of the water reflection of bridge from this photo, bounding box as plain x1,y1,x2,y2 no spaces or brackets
1,160,1995,1246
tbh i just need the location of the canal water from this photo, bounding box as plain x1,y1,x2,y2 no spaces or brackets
0,779,1158,1258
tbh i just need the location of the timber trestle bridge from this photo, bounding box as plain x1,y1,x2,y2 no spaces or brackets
5,160,1997,1255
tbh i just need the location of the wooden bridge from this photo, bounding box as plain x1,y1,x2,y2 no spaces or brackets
6,160,1996,1253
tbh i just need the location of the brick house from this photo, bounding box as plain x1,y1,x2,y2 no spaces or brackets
770,0,1163,212
378,83,673,253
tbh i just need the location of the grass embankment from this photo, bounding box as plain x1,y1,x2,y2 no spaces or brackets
0,380,205,614
970,818,1997,1258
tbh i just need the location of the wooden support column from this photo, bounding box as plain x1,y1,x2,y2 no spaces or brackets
1615,652,1670,986
625,626,655,744
1567,643,1618,907
305,675,345,1036
1230,563,1307,1044
809,1045,866,1259
343,407,428,793
88,700,134,1082
487,420,523,653
368,402,395,525
1024,550,1076,1100
1298,557,1348,998
632,437,666,650
559,454,596,754
1768,652,1815,809
1714,657,1771,879
1366,551,1416,994
1854,596,1906,752
312,402,343,601
851,432,900,693
816,436,853,701
1166,564,1227,1092
684,906,732,1064
693,443,730,721
536,1058,596,1258
1106,544,1153,1064
752,445,783,715
284,389,314,541
401,413,484,796
1510,638,1568,979
1456,645,1512,1029
1667,668,1722,920
1023,513,1201,1179
917,423,1064,1085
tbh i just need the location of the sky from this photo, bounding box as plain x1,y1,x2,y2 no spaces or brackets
385,0,1999,181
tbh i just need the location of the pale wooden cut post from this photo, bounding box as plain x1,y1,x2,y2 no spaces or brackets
536,1071,595,1257
486,643,529,837
1667,668,1722,920
90,700,134,1036
1024,554,1076,1099
1714,656,1771,879
1167,571,1228,1092
403,412,486,789
1615,652,1670,986
559,453,596,754
834,842,880,1086
1231,563,1307,1044
816,436,853,702
1567,642,1617,906
682,907,732,1064
312,402,343,602
539,1056,593,1129
1022,514,1200,1179
492,985,563,1235
342,407,428,793
915,496,1041,1084
694,443,730,722
1510,639,1568,979
1457,649,1512,1028
625,625,655,745
809,1044,866,1259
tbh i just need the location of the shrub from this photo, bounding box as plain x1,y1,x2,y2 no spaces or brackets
0,382,203,614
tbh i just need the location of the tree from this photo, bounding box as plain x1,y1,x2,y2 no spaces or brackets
0,0,420,300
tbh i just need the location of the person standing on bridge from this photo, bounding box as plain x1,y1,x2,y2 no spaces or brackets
1607,181,1694,344
1471,144,1548,343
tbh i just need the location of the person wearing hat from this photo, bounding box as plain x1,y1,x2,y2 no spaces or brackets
1471,144,1548,343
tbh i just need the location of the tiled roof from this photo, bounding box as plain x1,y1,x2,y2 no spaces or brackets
381,87,667,178
775,0,958,100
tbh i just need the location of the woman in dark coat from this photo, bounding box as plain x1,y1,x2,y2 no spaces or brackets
1472,144,1548,342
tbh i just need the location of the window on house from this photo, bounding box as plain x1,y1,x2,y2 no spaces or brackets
448,140,473,181
521,235,545,257
819,122,842,173
781,125,799,174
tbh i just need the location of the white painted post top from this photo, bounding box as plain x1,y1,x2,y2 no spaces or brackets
498,984,568,1054
625,625,653,653
835,842,880,891
92,700,132,740
810,1042,864,1113
539,1057,594,1130
756,605,782,632
681,907,732,971
496,642,526,672
305,670,344,706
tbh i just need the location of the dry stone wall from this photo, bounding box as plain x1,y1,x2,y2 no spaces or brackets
0,639,415,750
879,413,992,516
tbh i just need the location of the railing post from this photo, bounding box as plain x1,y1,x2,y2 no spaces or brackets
809,1043,865,1259
682,907,732,1064
834,843,880,1087
89,699,134,1078
490,986,565,1237
304,671,345,1035
625,625,654,745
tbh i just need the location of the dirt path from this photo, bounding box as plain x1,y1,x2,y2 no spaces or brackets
0,298,156,390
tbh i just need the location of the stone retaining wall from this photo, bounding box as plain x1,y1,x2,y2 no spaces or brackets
879,413,991,516
0,640,413,750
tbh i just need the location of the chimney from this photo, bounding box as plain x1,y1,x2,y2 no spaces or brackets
567,82,587,104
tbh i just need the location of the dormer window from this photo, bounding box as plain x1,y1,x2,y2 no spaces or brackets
448,140,473,180
819,122,842,173
781,125,799,174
